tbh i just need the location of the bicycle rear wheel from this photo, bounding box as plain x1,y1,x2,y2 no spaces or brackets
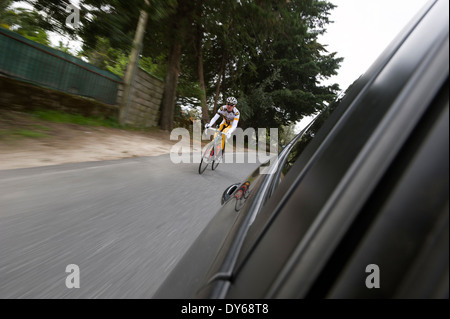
199,144,214,174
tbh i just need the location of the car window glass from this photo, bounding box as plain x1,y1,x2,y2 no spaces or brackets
276,100,340,189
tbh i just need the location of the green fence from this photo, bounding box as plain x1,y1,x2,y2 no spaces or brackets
0,27,121,105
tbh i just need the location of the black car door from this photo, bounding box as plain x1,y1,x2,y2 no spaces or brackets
224,0,448,299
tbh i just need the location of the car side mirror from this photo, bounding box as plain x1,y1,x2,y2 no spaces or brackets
221,183,240,205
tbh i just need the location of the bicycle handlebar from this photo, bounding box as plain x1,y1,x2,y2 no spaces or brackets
204,127,227,135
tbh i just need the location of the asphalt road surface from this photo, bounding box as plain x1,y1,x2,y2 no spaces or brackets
0,152,260,298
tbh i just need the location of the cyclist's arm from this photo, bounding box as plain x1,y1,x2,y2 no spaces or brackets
207,113,220,127
227,114,240,135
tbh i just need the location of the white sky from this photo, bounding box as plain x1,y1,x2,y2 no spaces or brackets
296,0,431,132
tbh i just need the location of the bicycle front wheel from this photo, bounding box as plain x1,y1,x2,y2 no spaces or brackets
211,157,220,170
199,144,213,174
212,143,224,170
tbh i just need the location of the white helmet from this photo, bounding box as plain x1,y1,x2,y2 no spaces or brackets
226,96,237,105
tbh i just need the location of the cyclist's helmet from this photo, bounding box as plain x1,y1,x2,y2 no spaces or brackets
226,97,237,106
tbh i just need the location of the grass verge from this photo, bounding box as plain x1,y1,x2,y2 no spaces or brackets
0,128,50,140
31,110,121,128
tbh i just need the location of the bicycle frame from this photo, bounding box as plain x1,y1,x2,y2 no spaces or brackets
198,128,227,174
205,128,226,157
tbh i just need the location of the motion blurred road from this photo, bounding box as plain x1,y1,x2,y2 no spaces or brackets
0,153,260,298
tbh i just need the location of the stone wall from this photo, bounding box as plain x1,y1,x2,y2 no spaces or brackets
0,75,118,118
117,67,164,128
0,66,164,128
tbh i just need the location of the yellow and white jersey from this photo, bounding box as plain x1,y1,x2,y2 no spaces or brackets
216,105,240,124
207,105,240,135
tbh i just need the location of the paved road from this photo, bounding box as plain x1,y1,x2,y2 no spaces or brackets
0,153,260,298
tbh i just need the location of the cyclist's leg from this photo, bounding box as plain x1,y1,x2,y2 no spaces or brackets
218,122,227,132
209,126,224,156
218,123,228,151
221,124,232,151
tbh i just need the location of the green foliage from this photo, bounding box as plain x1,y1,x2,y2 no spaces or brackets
105,51,129,77
225,0,343,129
20,27,49,45
0,4,51,45
0,0,15,29
80,36,120,69
138,55,166,80
52,40,72,53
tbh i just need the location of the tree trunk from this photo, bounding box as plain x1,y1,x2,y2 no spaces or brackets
197,23,209,124
159,41,182,131
119,0,149,125
159,0,194,131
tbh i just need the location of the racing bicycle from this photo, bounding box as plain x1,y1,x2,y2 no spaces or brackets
198,127,227,174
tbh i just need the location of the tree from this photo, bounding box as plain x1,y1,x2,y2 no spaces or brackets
0,0,16,29
1,3,51,46
193,0,210,124
80,36,122,69
158,0,195,131
225,0,342,129
22,0,77,37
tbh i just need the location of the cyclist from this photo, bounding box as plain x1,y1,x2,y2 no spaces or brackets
204,97,240,154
